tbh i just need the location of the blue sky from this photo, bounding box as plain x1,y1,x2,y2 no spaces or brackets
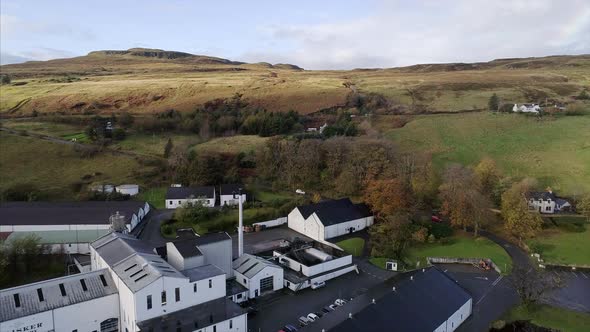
1,0,589,69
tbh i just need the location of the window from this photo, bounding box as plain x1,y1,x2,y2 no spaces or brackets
209,279,212,288
209,315,213,323
59,283,67,296
546,206,551,211
99,274,108,287
175,287,180,302
147,295,152,310
80,279,88,291
37,288,44,302
193,283,197,293
161,291,167,305
13,294,20,307
237,294,242,299
243,278,246,284
213,326,216,332
73,330,78,332
178,200,181,204
229,320,233,329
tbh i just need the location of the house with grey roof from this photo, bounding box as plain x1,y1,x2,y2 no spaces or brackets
165,186,216,209
220,184,247,206
526,189,572,214
233,254,284,298
288,198,374,242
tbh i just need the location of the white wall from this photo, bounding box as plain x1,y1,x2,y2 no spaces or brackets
199,240,233,279
287,209,323,241
196,313,247,332
0,310,53,332
433,298,472,332
528,198,555,214
166,197,215,209
220,193,246,206
324,216,374,239
166,242,206,271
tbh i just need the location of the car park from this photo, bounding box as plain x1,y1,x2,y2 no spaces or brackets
334,298,347,306
329,304,338,310
322,306,334,314
307,313,319,322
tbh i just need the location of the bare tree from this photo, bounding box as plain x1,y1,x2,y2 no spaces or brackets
510,265,563,308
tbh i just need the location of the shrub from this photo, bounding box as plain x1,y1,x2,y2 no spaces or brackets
2,183,44,201
429,223,453,239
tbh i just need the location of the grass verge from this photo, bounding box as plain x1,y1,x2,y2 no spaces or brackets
503,304,590,332
336,238,365,257
529,217,590,266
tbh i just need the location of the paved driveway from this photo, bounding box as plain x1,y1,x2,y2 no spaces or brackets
135,209,174,247
543,268,590,313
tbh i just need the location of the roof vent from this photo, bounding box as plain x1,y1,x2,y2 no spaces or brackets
348,313,352,319
372,298,376,304
392,286,396,292
410,276,414,281
141,262,149,270
422,268,425,272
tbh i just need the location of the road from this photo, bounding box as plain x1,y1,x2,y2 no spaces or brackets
135,209,174,247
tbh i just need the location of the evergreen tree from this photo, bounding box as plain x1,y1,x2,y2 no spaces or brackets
164,138,173,158
488,93,500,111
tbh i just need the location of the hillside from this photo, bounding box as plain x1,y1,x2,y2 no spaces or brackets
0,50,588,115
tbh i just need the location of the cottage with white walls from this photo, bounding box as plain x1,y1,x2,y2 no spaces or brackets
288,198,374,242
220,184,247,206
526,189,572,214
165,186,216,209
513,103,541,113
233,254,284,298
0,201,150,254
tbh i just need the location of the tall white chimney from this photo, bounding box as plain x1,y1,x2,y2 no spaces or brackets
236,188,244,257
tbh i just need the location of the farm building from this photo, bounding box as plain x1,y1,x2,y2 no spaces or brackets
288,198,374,242
165,186,215,209
220,184,247,206
0,201,150,254
513,103,541,113
115,184,140,196
305,267,472,332
273,240,357,292
526,189,572,214
233,254,284,298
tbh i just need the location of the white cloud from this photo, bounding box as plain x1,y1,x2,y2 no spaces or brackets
241,0,590,69
0,14,96,41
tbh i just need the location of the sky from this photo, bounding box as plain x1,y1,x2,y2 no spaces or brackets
1,0,589,69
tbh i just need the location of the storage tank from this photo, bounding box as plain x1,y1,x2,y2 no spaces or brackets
304,248,333,262
109,211,127,232
116,184,139,196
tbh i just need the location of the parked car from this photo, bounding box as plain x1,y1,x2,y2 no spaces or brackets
328,304,338,311
284,324,298,332
315,311,324,318
307,313,319,322
298,316,311,326
334,299,347,306
311,281,326,289
431,215,442,223
322,306,334,314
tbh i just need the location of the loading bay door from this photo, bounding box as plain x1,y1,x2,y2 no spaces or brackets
260,276,274,292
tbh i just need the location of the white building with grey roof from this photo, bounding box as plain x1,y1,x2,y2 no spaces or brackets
0,269,120,332
165,186,216,209
233,254,284,299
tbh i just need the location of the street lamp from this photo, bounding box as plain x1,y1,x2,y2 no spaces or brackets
233,188,244,257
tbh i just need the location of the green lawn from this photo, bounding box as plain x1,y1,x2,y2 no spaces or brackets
137,187,167,209
336,238,365,256
529,218,590,266
405,233,513,273
386,112,590,195
112,133,201,157
369,257,389,269
503,304,590,332
192,135,269,154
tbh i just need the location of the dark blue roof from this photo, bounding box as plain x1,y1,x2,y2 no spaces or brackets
165,186,215,199
329,267,472,332
297,198,372,226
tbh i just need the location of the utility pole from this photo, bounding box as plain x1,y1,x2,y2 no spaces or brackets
234,188,244,257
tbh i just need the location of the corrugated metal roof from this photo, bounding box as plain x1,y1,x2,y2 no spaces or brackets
232,254,280,279
91,233,185,292
0,269,118,321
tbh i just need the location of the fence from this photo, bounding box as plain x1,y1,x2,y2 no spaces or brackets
427,257,502,274
252,217,288,228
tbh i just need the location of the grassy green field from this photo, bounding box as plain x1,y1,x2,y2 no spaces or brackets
336,238,365,256
387,111,590,195
0,132,147,198
529,216,590,266
113,133,201,157
192,135,269,155
404,232,513,273
137,187,167,209
503,304,590,332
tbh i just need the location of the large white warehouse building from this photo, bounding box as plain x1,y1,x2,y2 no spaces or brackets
0,201,150,254
288,198,374,242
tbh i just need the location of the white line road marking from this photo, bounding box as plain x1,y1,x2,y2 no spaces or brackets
475,276,489,281
553,271,560,277
581,272,589,279
492,275,503,287
571,271,579,278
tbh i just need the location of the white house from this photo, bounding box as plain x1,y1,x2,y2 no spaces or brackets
165,186,216,209
0,201,150,254
233,254,284,298
288,198,374,242
116,184,140,196
0,269,120,332
526,189,571,214
219,184,247,207
513,103,541,113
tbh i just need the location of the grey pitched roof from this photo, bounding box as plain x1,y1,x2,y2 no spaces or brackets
0,269,117,321
527,191,556,200
232,254,281,279
136,298,244,332
165,186,215,199
0,201,147,226
192,232,231,246
306,267,472,332
220,184,244,196
296,198,372,226
172,238,203,258
181,264,225,282
91,233,185,292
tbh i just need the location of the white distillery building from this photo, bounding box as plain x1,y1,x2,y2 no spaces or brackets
233,254,284,298
0,269,120,332
288,198,374,242
219,184,247,207
0,201,150,254
273,241,357,292
90,232,246,332
308,267,472,332
513,103,541,113
165,186,216,209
